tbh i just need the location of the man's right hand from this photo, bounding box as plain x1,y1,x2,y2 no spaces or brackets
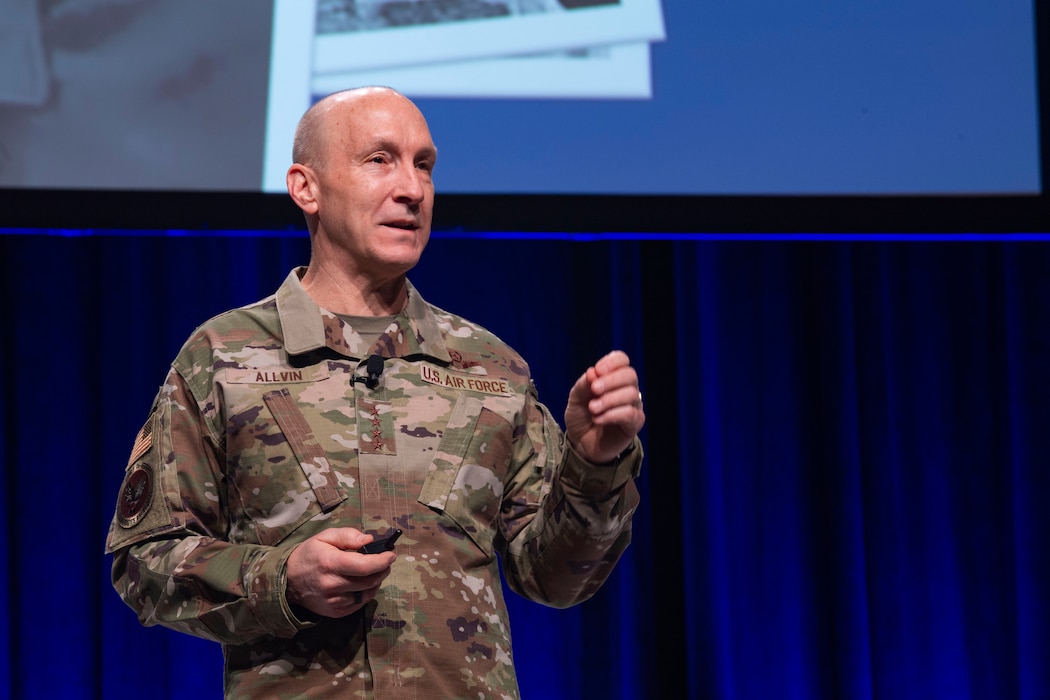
285,528,397,618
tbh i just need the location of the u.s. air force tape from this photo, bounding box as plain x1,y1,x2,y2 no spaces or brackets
420,365,512,396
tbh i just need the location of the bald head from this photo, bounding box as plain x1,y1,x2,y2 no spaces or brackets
291,87,426,172
284,84,437,292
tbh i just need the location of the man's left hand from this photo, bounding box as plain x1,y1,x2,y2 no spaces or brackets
564,350,645,464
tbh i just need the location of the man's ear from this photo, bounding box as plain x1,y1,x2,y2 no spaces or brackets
287,164,319,214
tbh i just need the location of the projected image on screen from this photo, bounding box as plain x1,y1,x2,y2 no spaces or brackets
306,0,661,104
316,0,612,32
310,0,663,73
310,43,655,101
0,0,1041,201
0,0,271,191
0,0,48,107
261,0,666,187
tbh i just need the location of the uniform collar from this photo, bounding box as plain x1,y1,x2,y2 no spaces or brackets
275,267,452,365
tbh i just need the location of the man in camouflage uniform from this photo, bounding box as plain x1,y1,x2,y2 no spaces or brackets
106,86,645,699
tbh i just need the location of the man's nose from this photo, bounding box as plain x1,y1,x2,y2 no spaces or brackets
394,165,426,203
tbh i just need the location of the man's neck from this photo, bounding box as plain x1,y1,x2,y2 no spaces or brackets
299,263,408,316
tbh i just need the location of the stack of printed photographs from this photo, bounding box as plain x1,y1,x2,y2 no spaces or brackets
267,0,665,189
308,0,666,99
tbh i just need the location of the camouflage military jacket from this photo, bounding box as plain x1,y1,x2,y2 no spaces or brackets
106,267,641,699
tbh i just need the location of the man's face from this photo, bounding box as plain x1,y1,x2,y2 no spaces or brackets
312,91,437,280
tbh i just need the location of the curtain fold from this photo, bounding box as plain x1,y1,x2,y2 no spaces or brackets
1,233,1047,700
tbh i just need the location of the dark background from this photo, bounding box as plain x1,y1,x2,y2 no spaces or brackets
1,232,1048,700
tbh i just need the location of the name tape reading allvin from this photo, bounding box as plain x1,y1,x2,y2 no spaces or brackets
226,366,330,384
420,365,513,396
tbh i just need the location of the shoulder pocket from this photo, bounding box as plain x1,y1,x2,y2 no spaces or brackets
225,388,348,546
105,413,179,553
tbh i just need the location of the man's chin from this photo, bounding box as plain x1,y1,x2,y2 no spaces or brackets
378,248,427,277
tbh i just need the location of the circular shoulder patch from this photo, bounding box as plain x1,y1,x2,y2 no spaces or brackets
117,464,154,528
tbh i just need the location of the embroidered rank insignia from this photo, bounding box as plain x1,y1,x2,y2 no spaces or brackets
358,398,396,455
117,464,154,528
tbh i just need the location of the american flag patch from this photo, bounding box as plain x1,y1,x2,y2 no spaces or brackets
127,414,154,465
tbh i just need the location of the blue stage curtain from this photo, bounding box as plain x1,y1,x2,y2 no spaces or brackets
0,233,1047,700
